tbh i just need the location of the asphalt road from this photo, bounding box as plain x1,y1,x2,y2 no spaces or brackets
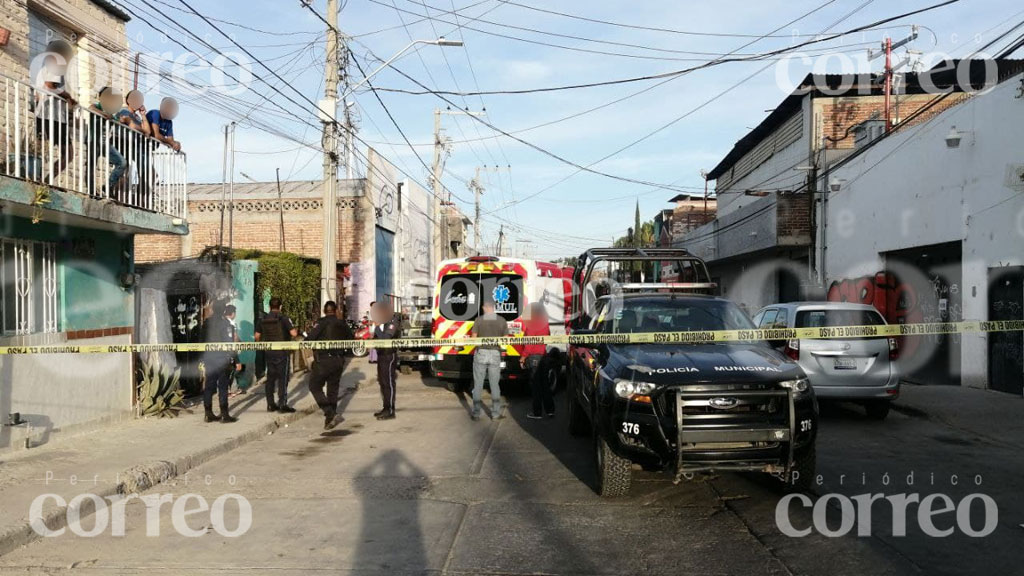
0,361,1012,575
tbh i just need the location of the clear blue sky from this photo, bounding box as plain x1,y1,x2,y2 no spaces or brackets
121,0,1021,258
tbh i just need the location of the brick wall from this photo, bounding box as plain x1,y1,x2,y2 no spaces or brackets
776,193,811,244
0,2,31,84
818,93,969,149
135,194,371,263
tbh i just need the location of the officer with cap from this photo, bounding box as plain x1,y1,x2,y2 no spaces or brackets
306,300,355,429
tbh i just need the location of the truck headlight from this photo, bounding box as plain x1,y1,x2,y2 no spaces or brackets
779,377,810,397
614,379,656,399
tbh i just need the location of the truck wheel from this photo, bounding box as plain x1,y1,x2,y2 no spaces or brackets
400,364,412,375
595,433,632,497
865,400,891,420
786,448,816,493
567,389,588,437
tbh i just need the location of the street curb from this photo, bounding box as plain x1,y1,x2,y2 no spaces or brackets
0,404,316,557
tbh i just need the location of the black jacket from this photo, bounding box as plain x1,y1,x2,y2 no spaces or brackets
307,315,355,357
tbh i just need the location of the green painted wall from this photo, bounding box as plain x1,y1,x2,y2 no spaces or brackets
230,259,259,389
2,215,133,331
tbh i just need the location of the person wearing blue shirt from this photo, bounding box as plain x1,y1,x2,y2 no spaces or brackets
146,97,181,152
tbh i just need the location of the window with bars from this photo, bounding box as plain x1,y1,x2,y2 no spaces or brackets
1,239,59,335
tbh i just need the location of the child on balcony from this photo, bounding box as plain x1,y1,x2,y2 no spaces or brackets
86,87,128,199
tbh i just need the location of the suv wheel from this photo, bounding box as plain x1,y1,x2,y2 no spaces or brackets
786,448,816,493
595,433,632,497
865,400,891,420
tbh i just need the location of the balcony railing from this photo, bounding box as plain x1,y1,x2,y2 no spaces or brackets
1,74,187,220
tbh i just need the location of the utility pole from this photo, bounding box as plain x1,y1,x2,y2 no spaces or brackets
433,108,486,262
320,0,340,307
218,124,229,267
432,109,447,264
469,164,506,256
276,167,285,251
228,122,236,256
869,27,917,133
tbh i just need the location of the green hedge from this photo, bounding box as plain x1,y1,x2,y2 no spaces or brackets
233,249,321,328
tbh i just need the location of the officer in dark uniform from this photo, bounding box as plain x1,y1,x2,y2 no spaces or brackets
306,300,355,429
255,297,299,413
201,303,240,423
372,302,400,420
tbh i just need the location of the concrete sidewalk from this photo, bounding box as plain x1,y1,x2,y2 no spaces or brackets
0,361,372,556
893,383,1024,446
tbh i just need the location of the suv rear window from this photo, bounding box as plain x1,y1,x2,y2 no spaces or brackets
796,309,886,328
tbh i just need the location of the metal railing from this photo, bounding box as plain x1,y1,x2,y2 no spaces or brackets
1,74,187,220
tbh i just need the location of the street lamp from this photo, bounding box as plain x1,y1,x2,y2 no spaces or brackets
343,38,463,98
321,38,463,308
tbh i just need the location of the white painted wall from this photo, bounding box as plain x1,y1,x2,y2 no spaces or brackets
0,333,133,451
825,72,1024,388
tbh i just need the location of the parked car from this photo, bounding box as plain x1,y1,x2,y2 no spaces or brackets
752,302,900,420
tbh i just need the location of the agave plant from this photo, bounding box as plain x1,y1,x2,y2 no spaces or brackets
137,355,185,418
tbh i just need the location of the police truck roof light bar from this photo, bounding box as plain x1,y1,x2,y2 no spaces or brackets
619,282,719,293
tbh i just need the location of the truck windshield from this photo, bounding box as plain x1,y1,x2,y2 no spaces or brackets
595,298,754,334
437,273,524,322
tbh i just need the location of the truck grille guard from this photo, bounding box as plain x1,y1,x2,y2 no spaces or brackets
669,386,796,481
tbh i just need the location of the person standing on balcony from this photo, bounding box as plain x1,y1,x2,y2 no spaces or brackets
86,87,127,198
32,40,77,181
116,90,152,204
146,97,181,152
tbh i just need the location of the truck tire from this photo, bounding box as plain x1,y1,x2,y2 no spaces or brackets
595,433,632,497
865,400,891,420
786,448,816,493
567,388,589,437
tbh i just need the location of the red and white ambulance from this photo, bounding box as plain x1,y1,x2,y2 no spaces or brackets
430,255,571,382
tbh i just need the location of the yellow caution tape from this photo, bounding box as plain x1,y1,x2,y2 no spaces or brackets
0,320,1021,355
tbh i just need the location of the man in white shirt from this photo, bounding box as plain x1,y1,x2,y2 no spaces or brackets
33,40,77,180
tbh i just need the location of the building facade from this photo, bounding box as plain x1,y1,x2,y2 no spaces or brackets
0,0,188,451
823,66,1024,391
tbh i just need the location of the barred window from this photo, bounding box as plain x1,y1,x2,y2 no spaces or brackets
1,239,59,335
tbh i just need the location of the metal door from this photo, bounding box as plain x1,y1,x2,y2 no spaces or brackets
988,267,1023,395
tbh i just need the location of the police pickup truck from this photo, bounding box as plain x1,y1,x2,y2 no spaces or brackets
566,249,817,497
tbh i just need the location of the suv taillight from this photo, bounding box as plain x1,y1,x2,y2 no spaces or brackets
888,337,899,360
784,339,800,360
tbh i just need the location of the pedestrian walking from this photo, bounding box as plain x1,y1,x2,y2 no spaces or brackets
521,302,555,419
372,302,400,420
470,300,509,420
255,297,299,413
306,300,355,430
201,303,241,423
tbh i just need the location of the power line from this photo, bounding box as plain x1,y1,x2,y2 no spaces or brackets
494,0,912,39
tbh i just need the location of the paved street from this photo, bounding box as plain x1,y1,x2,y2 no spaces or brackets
4,360,1017,575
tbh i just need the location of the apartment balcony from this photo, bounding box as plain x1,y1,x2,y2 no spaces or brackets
0,74,188,235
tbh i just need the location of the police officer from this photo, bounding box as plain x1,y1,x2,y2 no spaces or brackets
306,300,355,430
372,302,400,420
255,297,299,413
201,303,240,423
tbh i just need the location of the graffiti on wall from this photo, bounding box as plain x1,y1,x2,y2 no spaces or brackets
827,272,926,357
827,272,922,324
